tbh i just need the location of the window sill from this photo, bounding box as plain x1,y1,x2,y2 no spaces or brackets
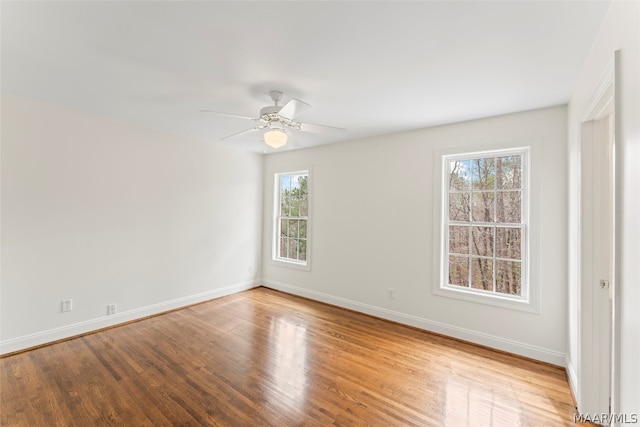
271,258,311,271
433,285,539,313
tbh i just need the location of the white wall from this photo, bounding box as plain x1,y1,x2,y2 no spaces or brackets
0,94,264,353
262,106,568,365
567,0,640,417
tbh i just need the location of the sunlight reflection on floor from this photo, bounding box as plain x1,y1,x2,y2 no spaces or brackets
267,317,309,412
444,377,523,426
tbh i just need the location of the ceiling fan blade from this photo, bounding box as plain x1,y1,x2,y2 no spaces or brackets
277,98,311,120
299,122,347,137
199,109,259,122
221,126,265,141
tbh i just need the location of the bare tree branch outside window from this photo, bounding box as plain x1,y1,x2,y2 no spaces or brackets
446,153,524,296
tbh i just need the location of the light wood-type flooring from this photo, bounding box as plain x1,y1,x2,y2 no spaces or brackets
1,287,584,426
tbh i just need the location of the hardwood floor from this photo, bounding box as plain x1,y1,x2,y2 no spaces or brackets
1,287,583,426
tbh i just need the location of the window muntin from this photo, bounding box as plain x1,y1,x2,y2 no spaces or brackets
443,150,528,300
274,172,309,265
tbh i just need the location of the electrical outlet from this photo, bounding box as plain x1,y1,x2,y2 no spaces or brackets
61,299,73,312
248,265,254,274
107,304,116,316
388,288,395,299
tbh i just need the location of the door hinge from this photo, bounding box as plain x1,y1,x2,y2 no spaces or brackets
600,279,610,289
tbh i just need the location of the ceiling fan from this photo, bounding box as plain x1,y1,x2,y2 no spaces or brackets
200,90,347,149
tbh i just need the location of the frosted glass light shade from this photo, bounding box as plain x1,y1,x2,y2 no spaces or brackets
264,129,287,148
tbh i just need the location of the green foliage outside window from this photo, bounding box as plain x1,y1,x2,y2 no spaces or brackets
278,174,309,263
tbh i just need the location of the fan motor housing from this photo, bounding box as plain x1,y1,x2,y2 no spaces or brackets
260,105,281,116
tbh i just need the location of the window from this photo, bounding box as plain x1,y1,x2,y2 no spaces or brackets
438,148,530,306
273,171,309,267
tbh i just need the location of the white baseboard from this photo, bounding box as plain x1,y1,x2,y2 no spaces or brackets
565,355,580,408
262,279,566,366
0,280,259,355
4,279,567,367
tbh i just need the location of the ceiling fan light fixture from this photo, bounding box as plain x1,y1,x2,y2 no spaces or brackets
202,90,346,148
264,129,288,148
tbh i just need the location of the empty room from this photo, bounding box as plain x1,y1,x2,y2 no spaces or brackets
1,1,639,426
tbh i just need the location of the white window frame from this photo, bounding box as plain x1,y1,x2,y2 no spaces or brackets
272,170,311,270
433,146,538,312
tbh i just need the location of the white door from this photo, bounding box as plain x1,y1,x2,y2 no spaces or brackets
580,89,615,417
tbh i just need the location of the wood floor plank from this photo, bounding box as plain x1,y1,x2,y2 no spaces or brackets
1,287,587,426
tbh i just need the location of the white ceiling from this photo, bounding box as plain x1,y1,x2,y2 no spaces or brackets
1,1,610,153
